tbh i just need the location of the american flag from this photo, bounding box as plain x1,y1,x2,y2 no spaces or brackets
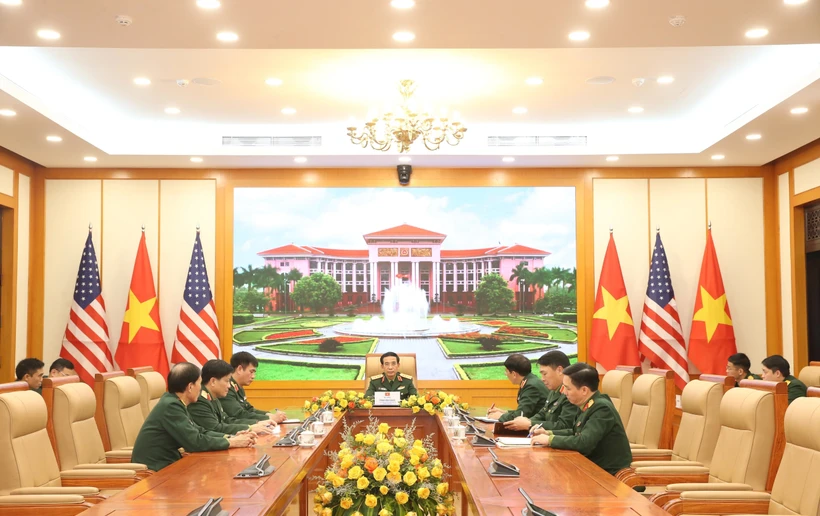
60,231,114,385
638,233,690,390
170,231,220,365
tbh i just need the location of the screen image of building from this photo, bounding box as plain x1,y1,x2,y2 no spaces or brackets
257,224,549,310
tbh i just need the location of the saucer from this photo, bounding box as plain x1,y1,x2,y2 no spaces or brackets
299,442,317,448
323,420,334,425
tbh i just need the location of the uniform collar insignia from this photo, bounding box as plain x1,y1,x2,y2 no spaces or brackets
559,385,566,395
397,374,403,382
582,398,594,412
520,378,528,389
785,379,791,385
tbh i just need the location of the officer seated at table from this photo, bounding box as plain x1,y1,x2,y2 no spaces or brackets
15,357,45,394
486,353,550,423
132,362,255,472
726,352,760,387
503,350,578,432
222,352,288,423
365,352,417,400
532,362,632,476
761,354,807,405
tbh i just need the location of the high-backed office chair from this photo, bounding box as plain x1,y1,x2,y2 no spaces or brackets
625,369,675,450
798,361,820,388
363,353,417,389
662,395,820,516
601,366,638,427
127,367,166,418
94,373,144,453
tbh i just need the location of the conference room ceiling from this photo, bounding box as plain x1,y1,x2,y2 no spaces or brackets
0,0,818,169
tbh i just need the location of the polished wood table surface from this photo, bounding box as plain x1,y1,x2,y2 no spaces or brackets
80,408,668,516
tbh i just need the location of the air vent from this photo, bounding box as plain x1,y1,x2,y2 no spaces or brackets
221,136,322,147
487,136,587,147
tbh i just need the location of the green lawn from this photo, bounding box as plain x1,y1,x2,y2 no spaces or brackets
439,339,556,357
544,329,578,342
255,360,361,380
255,340,376,357
233,330,273,344
457,354,578,380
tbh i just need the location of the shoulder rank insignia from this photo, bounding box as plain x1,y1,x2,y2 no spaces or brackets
582,398,594,412
785,380,791,385
400,374,412,380
201,391,211,401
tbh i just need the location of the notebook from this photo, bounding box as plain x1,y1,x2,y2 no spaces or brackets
495,437,532,448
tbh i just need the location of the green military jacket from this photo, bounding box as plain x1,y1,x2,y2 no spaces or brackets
187,386,257,435
735,372,761,387
530,386,579,431
220,377,269,422
784,375,807,404
365,373,417,400
550,392,632,476
132,392,230,472
497,373,550,423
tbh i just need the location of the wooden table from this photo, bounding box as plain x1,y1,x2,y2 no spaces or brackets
80,408,668,516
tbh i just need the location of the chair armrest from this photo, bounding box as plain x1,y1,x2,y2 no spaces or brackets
0,494,86,505
667,482,754,492
662,491,770,515
618,466,710,488
105,449,133,458
630,448,673,461
630,460,703,468
10,487,99,496
60,468,139,489
629,443,647,449
75,463,147,471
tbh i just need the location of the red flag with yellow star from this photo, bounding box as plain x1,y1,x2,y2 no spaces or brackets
114,232,169,376
589,234,641,370
688,229,736,374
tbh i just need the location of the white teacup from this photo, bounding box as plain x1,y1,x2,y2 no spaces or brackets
446,416,460,428
321,411,334,424
443,406,455,417
311,421,325,435
299,431,315,445
453,425,466,440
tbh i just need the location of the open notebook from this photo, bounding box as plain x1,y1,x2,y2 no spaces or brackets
495,437,532,448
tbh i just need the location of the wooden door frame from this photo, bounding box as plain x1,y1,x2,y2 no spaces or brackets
0,181,18,383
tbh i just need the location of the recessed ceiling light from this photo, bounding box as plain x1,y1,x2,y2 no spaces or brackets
585,0,610,7
0,109,16,117
525,77,543,86
784,0,808,5
568,31,590,41
294,157,307,163
0,0,23,6
216,31,238,42
398,157,412,163
46,135,62,142
791,107,809,115
711,154,725,160
628,106,644,113
164,107,181,115
606,156,619,162
37,29,60,40
190,157,203,163
657,76,675,84
502,157,515,163
133,77,151,86
84,156,98,162
586,76,615,85
745,28,769,39
390,0,415,8
392,31,415,42
512,107,528,115
746,133,762,140
265,77,283,86
196,0,221,8
281,107,296,115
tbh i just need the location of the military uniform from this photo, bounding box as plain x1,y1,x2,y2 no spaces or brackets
497,372,550,423
132,392,229,472
530,386,578,431
784,375,807,404
365,373,417,400
548,392,632,476
220,377,269,422
188,386,258,435
735,372,761,387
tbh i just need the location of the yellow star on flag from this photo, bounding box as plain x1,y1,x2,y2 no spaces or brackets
122,290,159,343
692,286,732,342
593,287,633,340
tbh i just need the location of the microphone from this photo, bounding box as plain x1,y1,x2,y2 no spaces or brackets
487,449,519,477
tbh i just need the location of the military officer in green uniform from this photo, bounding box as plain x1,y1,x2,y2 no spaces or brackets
132,362,255,472
221,352,288,423
502,350,578,432
365,352,417,400
15,358,45,395
761,354,807,404
188,359,276,435
487,353,550,423
726,353,761,387
532,363,632,476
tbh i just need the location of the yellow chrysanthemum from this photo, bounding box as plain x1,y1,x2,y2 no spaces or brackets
321,508,332,516
395,491,409,505
378,509,391,516
393,437,407,449
332,475,344,488
363,401,372,409
433,459,442,467
417,467,430,480
355,433,365,442
365,494,378,508
409,455,420,466
462,402,469,410
387,462,401,473
378,423,390,434
414,440,424,447
348,466,363,480
403,471,417,486
436,504,448,515
412,406,420,413
340,456,354,470
335,391,346,400
417,487,431,499
373,467,387,481
316,485,327,495
314,504,323,515
416,397,425,407
431,466,443,478
357,477,370,490
389,452,404,463
394,428,404,438
376,441,393,455
321,491,333,504
436,482,449,496
379,485,389,495
387,471,402,483
340,498,353,509
364,434,376,446
311,404,319,412
304,400,311,409
424,403,434,412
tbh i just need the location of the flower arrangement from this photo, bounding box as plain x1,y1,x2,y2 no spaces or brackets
314,418,455,516
304,390,373,417
263,329,320,341
399,391,468,415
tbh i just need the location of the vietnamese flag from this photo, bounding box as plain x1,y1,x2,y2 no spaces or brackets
589,233,641,371
688,229,736,374
114,231,169,376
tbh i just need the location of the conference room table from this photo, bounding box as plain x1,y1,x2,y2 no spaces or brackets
79,407,669,516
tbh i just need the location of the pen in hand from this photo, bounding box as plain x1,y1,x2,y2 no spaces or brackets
527,423,542,438
487,403,495,415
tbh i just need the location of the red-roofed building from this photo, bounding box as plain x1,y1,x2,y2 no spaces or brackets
258,224,550,309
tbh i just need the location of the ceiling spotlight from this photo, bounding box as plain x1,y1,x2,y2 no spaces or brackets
746,133,762,140
711,154,725,160
0,0,23,5
84,156,98,162
657,76,675,84
196,0,221,8
568,31,590,41
46,135,62,142
133,77,151,86
392,31,415,42
512,107,528,115
525,77,543,86
745,28,769,39
265,77,283,86
791,107,809,114
585,0,610,7
0,109,16,117
294,157,307,163
628,106,644,113
216,31,238,42
390,0,415,8
190,157,203,163
37,29,61,40
164,107,181,115
606,156,619,162
398,157,412,163
502,157,515,163
281,107,296,115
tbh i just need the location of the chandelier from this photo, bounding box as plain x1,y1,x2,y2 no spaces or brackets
346,80,467,153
